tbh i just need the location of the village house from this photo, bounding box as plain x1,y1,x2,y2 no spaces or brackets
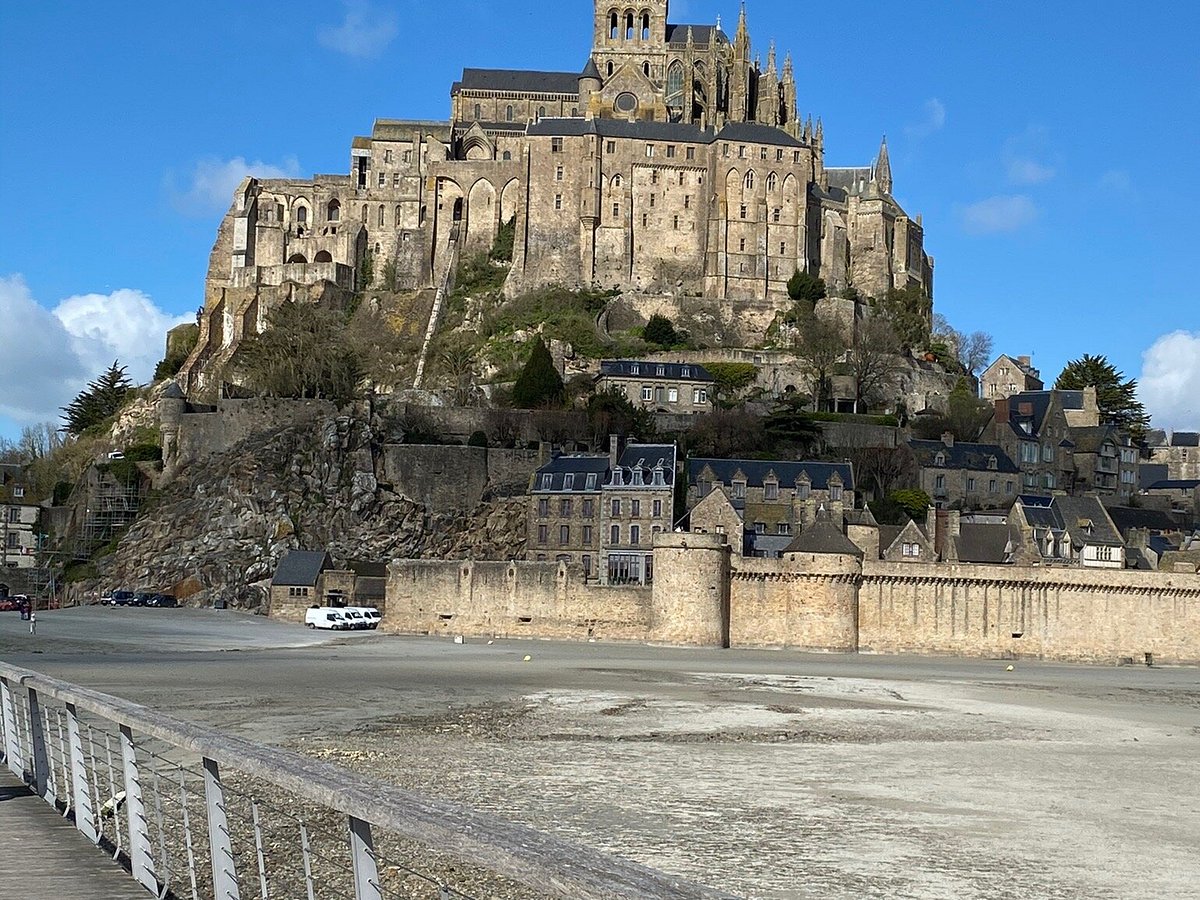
596,360,715,414
980,354,1043,400
687,458,855,557
1146,431,1200,482
908,435,1020,510
0,464,39,571
1007,494,1125,569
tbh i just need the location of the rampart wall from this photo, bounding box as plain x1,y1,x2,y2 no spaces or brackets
175,399,337,468
378,445,543,513
730,556,860,652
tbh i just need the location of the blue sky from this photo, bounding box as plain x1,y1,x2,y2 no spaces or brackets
2,0,1198,438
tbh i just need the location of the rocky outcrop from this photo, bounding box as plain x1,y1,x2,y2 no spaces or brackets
82,415,527,609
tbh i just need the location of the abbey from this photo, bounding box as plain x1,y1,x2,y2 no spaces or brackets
183,1,933,388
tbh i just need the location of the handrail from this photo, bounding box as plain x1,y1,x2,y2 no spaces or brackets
0,661,735,899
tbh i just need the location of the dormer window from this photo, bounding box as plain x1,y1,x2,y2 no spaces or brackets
935,452,946,467
540,474,553,490
656,366,665,377
652,467,664,486
611,468,624,487
681,367,690,377
988,456,998,470
563,474,575,491
764,480,779,501
732,480,746,500
630,364,640,375
586,473,597,490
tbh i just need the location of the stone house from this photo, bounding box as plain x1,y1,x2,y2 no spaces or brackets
908,435,1020,510
0,464,38,571
1008,495,1125,569
1142,479,1200,523
879,519,936,563
269,551,334,615
980,354,1043,401
596,360,715,413
688,487,744,554
687,458,855,557
1069,426,1139,502
1146,431,1200,482
528,439,675,584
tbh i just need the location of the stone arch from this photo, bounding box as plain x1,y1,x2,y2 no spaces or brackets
314,250,333,263
463,135,492,161
287,253,308,264
326,199,341,222
766,172,779,193
743,170,756,193
499,178,520,227
466,178,498,250
724,168,741,203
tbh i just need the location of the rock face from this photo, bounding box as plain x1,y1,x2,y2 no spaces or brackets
86,415,527,609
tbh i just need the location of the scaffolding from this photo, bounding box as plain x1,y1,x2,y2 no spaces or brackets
72,471,145,562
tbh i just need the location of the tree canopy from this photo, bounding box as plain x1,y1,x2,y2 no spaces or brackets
642,314,679,349
911,377,994,442
875,285,932,350
62,361,133,435
787,270,827,304
1054,354,1150,439
512,337,565,409
230,303,361,401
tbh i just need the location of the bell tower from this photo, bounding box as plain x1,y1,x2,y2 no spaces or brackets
593,1,671,69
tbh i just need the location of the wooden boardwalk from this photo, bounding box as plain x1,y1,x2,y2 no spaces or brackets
0,772,149,899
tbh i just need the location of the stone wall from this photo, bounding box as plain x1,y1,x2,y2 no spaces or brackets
384,559,654,642
858,561,1200,664
379,445,543,514
174,399,337,470
730,555,859,652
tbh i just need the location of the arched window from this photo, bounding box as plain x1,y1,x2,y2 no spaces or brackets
473,103,481,120
395,205,402,225
287,253,307,264
296,205,308,224
506,105,514,122
607,61,614,77
538,105,546,119
378,205,385,226
766,173,778,192
314,250,333,263
666,61,684,106
643,61,651,78
642,12,650,40
327,199,340,222
502,150,512,161
612,174,623,189
361,205,368,222
625,12,634,40
610,11,619,40
744,171,755,191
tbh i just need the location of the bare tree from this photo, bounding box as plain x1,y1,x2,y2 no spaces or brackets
791,310,846,412
844,444,920,502
958,331,995,379
849,317,900,413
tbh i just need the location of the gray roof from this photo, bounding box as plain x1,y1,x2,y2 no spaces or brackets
1147,480,1200,491
1007,390,1085,437
528,117,717,143
1069,425,1121,454
1019,495,1123,547
600,360,714,382
665,24,729,46
826,167,874,193
909,440,1020,475
1105,506,1183,537
690,458,854,492
844,508,879,528
454,68,581,96
162,382,185,400
614,444,677,487
717,122,806,148
954,524,1011,564
784,519,864,558
581,58,601,80
531,454,611,493
1172,432,1200,447
272,551,332,587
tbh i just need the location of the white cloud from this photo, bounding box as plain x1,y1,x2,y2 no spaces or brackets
1140,331,1200,432
958,195,1039,236
318,0,399,59
905,99,946,139
0,275,190,428
166,156,301,217
1006,158,1056,185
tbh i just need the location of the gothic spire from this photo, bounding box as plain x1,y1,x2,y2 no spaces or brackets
875,136,893,194
767,41,777,76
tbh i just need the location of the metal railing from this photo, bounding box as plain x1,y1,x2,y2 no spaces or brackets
0,662,733,900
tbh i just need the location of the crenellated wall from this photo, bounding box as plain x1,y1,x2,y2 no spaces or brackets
730,554,859,652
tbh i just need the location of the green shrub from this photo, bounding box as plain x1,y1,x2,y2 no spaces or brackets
643,314,679,348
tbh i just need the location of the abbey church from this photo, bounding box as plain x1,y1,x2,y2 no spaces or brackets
183,1,933,389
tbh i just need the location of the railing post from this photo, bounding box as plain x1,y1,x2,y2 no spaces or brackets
0,677,22,778
348,816,384,900
65,703,99,844
203,756,241,900
119,725,159,895
25,688,51,801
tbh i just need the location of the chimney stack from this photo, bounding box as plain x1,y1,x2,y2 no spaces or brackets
941,432,955,449
995,397,1011,425
609,434,620,468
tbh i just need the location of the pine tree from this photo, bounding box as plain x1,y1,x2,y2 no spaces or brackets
61,361,133,435
512,337,565,409
1054,355,1150,439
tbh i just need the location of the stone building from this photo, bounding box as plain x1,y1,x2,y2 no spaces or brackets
180,1,934,392
528,439,675,583
596,360,714,413
1146,431,1200,482
909,435,1020,510
687,458,855,557
0,464,38,571
1008,495,1125,569
1070,426,1139,502
980,354,1043,400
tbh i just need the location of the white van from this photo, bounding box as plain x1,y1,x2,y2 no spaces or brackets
305,607,349,630
344,606,381,630
341,609,369,630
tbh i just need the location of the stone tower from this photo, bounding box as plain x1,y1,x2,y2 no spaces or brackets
874,137,892,195
593,0,671,73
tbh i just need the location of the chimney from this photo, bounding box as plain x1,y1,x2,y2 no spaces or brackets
995,397,1011,425
609,434,620,468
537,441,552,466
1082,386,1099,424
1018,355,1032,368
941,432,955,449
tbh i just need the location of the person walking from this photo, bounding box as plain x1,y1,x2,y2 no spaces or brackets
28,612,36,635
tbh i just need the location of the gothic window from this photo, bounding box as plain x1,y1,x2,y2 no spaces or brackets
666,62,685,107
612,174,623,188
610,11,618,40
296,206,308,224
767,173,778,192
473,103,481,120
327,200,340,222
506,105,514,122
538,105,546,119
502,151,512,161
744,171,755,191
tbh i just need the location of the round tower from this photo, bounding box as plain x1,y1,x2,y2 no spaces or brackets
159,382,186,465
579,58,602,115
650,532,731,647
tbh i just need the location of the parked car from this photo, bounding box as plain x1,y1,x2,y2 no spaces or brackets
355,608,382,629
0,598,18,612
103,590,137,607
133,592,156,607
340,609,370,630
305,607,350,630
146,594,178,608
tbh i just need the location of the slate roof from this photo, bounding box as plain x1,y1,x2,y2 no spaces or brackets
454,69,582,95
614,444,677,488
877,525,905,553
581,58,601,80
1147,480,1200,491
1007,390,1085,436
955,524,1012,564
528,117,718,143
531,454,611,493
1145,429,1168,447
1139,464,1170,490
272,551,333,587
844,508,879,528
665,24,729,46
784,519,864,558
1018,495,1124,547
600,360,715,382
162,382,185,400
689,459,854,492
909,440,1020,474
1069,425,1120,454
718,122,807,148
825,168,874,195
349,561,389,579
1171,432,1200,447
1105,506,1183,537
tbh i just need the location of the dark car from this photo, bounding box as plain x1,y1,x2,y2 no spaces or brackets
108,590,137,607
133,592,156,608
147,594,178,608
